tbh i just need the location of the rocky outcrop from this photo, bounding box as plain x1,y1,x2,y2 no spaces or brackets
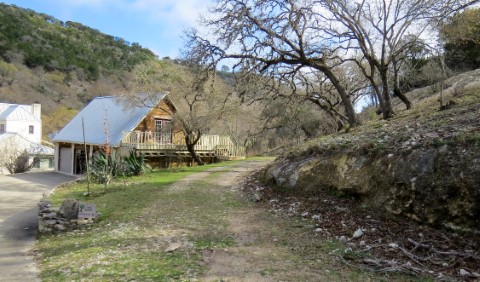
263,143,480,233
38,199,97,233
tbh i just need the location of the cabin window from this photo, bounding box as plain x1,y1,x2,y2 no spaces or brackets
29,125,34,134
0,124,4,133
154,119,172,144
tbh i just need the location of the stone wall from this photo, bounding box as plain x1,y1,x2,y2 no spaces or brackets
38,199,96,233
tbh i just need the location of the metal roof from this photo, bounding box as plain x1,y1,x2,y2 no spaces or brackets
0,133,54,155
0,103,39,122
51,94,167,147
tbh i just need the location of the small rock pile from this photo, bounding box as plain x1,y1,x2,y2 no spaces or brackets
38,198,97,233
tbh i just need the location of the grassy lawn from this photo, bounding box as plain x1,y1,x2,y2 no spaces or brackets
37,161,243,281
36,157,401,281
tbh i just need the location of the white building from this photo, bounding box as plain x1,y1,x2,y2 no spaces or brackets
0,103,42,143
0,102,53,174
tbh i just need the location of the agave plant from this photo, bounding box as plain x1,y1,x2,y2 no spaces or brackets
89,152,120,189
124,150,150,176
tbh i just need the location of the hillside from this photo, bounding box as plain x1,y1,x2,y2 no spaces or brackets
0,4,161,139
0,4,155,79
254,69,480,279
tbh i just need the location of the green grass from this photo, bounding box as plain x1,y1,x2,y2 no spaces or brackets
38,161,245,281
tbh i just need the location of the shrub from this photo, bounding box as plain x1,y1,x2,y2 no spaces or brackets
89,152,120,188
123,150,150,176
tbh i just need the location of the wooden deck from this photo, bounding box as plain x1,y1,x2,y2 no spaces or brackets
121,131,246,160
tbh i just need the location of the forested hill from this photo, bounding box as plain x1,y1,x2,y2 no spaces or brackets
0,3,156,80
0,4,164,139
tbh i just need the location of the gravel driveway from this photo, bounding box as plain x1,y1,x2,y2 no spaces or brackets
0,171,76,282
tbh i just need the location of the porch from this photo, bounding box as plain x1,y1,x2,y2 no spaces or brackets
121,131,246,160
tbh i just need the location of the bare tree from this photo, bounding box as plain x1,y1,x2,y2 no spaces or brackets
184,0,360,126
173,65,231,165
125,60,231,165
319,0,479,118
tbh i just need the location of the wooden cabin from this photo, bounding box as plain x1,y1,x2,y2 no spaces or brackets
52,94,245,175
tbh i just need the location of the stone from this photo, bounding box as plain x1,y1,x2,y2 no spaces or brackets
39,208,59,214
388,243,399,248
315,228,323,233
54,224,67,231
301,212,309,217
77,218,92,225
59,199,80,220
352,228,364,239
438,145,449,154
38,200,52,209
165,242,182,253
251,193,261,202
42,212,58,219
265,140,480,233
45,220,58,226
312,214,321,220
338,236,348,244
459,269,471,277
40,227,52,233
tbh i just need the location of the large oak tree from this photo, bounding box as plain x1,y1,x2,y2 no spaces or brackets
185,0,361,126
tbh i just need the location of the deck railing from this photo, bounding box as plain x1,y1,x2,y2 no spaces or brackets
121,131,245,158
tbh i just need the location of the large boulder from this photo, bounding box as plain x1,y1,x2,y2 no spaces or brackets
58,199,80,220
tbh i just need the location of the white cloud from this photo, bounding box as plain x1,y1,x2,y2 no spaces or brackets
37,0,213,58
49,0,213,34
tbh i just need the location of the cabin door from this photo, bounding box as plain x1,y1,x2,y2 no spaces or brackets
59,146,73,174
154,119,172,144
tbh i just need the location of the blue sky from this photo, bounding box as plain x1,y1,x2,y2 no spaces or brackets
1,0,213,58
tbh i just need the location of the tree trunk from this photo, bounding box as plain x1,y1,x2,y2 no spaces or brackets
393,62,412,110
373,84,386,116
394,87,412,110
185,134,204,166
380,69,394,119
317,65,360,126
361,63,386,116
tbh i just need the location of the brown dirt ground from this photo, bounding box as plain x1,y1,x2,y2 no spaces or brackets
162,160,405,281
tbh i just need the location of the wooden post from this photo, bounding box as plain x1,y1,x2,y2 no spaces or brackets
82,118,91,195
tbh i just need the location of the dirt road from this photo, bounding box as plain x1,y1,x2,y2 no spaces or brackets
143,159,351,281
